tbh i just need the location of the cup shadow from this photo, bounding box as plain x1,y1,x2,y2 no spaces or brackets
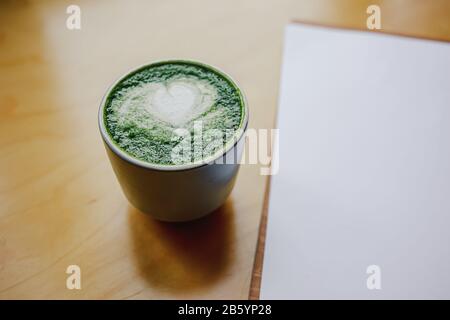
128,200,235,293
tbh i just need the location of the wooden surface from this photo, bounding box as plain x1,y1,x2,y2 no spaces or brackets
0,0,449,300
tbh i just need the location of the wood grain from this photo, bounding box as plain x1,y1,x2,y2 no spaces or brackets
0,0,449,300
0,0,286,300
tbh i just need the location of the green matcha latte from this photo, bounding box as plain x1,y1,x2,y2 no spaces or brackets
103,61,245,166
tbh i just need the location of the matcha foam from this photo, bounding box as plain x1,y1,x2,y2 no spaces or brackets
104,61,244,165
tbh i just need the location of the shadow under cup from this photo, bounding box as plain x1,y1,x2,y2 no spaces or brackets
98,60,248,222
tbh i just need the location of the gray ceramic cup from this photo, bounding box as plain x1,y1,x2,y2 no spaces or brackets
98,60,248,222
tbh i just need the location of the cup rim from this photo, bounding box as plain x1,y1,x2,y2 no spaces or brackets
98,59,249,172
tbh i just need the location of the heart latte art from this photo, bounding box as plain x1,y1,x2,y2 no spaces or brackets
119,77,217,127
104,62,244,165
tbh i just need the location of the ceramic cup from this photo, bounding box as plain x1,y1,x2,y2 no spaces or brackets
98,60,249,222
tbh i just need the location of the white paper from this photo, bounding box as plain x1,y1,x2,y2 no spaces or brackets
261,23,450,299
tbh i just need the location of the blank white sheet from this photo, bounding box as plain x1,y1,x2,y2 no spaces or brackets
260,23,450,299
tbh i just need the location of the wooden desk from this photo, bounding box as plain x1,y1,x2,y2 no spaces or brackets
0,0,448,299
